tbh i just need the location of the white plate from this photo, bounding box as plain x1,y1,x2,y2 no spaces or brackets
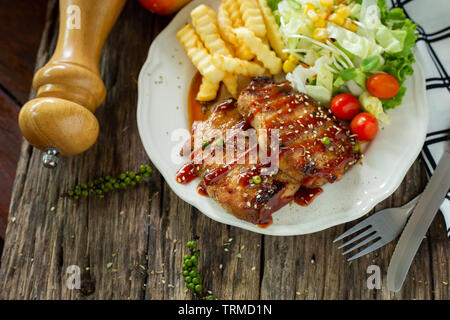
137,0,428,236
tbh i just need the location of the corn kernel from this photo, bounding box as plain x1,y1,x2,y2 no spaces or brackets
343,18,358,32
306,9,319,22
315,18,327,28
313,28,328,42
304,3,315,14
328,12,345,26
317,10,328,20
335,6,351,19
283,55,299,73
320,0,333,7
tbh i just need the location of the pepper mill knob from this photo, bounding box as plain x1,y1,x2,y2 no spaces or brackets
18,0,126,167
42,147,60,168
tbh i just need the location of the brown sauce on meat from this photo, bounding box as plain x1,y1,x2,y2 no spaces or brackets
244,80,360,185
188,72,206,127
197,183,208,196
294,187,323,206
176,163,198,184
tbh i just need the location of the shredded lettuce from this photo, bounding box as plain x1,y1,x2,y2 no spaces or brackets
272,0,417,111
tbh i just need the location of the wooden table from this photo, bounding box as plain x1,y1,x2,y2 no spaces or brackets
0,0,448,300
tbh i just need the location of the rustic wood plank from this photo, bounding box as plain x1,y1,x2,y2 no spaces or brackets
0,89,22,239
145,184,262,300
0,0,448,300
0,0,48,104
0,0,162,299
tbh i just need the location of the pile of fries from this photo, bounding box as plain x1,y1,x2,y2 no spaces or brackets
176,0,288,101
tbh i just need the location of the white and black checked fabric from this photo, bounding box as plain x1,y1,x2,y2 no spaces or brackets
389,0,450,238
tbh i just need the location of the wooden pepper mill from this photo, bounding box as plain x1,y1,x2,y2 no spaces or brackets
19,0,126,168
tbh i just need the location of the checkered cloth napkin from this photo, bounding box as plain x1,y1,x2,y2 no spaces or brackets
390,0,450,238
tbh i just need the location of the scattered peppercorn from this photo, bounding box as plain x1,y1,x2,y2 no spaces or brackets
252,175,262,184
201,141,210,150
321,136,331,145
182,240,218,300
66,165,153,200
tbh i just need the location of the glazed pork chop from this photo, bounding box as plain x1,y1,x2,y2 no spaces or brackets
237,77,360,188
177,98,300,225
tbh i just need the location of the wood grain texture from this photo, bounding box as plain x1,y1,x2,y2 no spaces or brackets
0,0,48,104
0,0,448,300
0,90,22,239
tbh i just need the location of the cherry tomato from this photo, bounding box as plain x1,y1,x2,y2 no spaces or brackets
138,0,191,15
330,93,361,120
366,73,400,99
350,112,378,141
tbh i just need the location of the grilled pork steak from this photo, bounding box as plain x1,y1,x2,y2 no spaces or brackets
237,77,360,188
178,98,300,225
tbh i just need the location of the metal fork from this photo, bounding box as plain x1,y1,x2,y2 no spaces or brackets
334,194,421,261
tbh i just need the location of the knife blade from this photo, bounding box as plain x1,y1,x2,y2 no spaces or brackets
387,141,450,292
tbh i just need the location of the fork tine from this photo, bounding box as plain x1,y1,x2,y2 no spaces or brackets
342,233,379,254
347,239,388,261
333,219,372,243
338,228,375,249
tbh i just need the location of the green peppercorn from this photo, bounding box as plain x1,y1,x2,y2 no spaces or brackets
82,190,89,197
120,182,126,188
185,276,192,283
114,183,120,189
187,283,195,290
119,173,126,180
139,165,146,173
252,175,262,184
321,136,331,145
81,183,88,189
192,277,200,285
143,172,150,178
135,175,142,182
190,255,198,265
215,138,224,146
68,190,74,196
183,270,189,277
189,270,197,278
105,175,111,181
194,284,202,292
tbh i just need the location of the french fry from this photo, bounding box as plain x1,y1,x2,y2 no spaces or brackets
222,0,255,60
234,27,282,75
223,73,238,98
176,24,225,83
223,0,243,28
191,5,238,98
212,54,265,77
238,0,266,38
191,5,231,57
217,3,238,46
257,0,288,61
197,77,220,101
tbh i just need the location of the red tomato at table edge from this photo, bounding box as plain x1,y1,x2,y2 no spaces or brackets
350,112,379,141
366,73,400,99
330,93,361,120
138,0,192,15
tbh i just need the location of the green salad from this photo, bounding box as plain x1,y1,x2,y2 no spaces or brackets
267,0,418,123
